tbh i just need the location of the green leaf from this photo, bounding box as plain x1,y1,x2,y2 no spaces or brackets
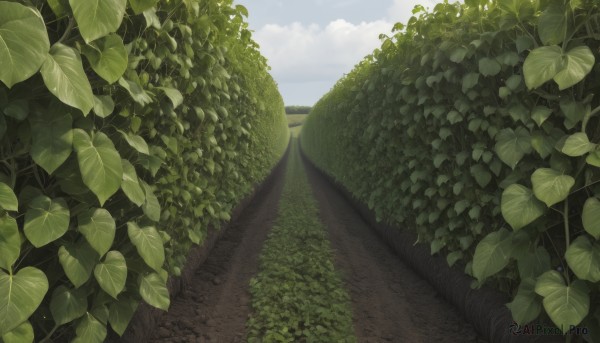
94,251,127,299
72,313,107,343
495,127,531,169
450,47,467,63
121,160,145,207
3,100,29,121
535,271,589,332
517,245,551,279
461,73,479,93
118,130,149,155
538,4,567,45
58,242,99,288
141,181,161,222
472,229,513,282
560,133,594,157
129,0,159,14
478,57,501,76
531,168,575,207
565,236,600,282
108,297,138,336
47,0,69,17
587,151,600,167
69,0,127,43
560,99,586,127
29,106,73,174
501,184,545,230
156,87,183,109
73,129,123,206
49,285,88,325
0,267,48,336
523,46,562,90
531,106,552,127
40,43,94,114
1,321,34,343
0,215,20,270
582,197,600,239
118,77,153,106
0,182,18,211
554,46,595,90
92,95,115,118
78,208,116,256
23,196,70,247
127,222,164,271
0,2,50,88
139,273,170,311
507,278,542,325
82,34,128,84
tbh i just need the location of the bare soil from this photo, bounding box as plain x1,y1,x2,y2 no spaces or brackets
303,160,485,343
149,154,485,343
147,162,286,343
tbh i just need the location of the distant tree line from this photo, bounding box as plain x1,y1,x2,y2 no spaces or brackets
285,106,312,114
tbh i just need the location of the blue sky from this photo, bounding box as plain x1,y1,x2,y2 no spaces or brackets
236,0,458,106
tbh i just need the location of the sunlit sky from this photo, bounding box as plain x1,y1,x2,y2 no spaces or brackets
236,0,462,106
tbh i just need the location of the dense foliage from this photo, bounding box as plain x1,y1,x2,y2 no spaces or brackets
247,139,355,343
302,0,600,338
285,106,312,114
0,0,288,341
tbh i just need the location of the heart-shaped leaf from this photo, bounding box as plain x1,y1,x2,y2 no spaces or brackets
0,182,18,212
1,321,34,343
0,215,20,271
108,297,138,336
587,151,600,167
129,0,159,14
140,181,161,222
49,285,88,325
23,196,70,247
479,57,501,76
565,236,600,282
73,129,123,206
72,313,107,343
472,229,513,282
118,130,149,155
78,208,116,256
523,46,562,90
535,271,589,332
127,222,164,271
538,3,567,45
554,46,595,90
121,160,145,207
501,184,545,230
531,168,575,207
0,2,50,88
0,267,48,335
560,133,594,157
507,278,542,325
29,105,73,174
93,251,127,299
531,106,553,127
495,127,531,169
82,34,128,84
40,43,94,114
69,0,127,43
139,273,170,311
58,242,99,288
92,95,115,118
582,197,600,239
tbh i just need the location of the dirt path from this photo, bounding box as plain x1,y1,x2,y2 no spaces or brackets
303,159,485,343
148,160,286,343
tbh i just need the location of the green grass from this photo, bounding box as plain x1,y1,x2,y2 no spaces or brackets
246,138,356,343
287,114,308,127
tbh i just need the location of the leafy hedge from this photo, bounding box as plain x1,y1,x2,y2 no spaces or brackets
0,0,288,341
301,0,600,338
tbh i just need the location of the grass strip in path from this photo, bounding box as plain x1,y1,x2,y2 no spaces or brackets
246,138,356,343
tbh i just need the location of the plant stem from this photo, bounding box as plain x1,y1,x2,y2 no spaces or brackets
57,17,75,44
40,324,58,343
563,198,571,284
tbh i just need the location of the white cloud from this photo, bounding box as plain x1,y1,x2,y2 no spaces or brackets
254,19,392,85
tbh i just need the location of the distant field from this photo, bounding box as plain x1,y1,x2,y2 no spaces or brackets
287,114,308,127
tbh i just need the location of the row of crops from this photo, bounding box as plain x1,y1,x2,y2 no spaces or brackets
301,0,600,338
0,0,289,341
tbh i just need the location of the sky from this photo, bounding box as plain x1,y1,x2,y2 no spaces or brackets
235,0,459,106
